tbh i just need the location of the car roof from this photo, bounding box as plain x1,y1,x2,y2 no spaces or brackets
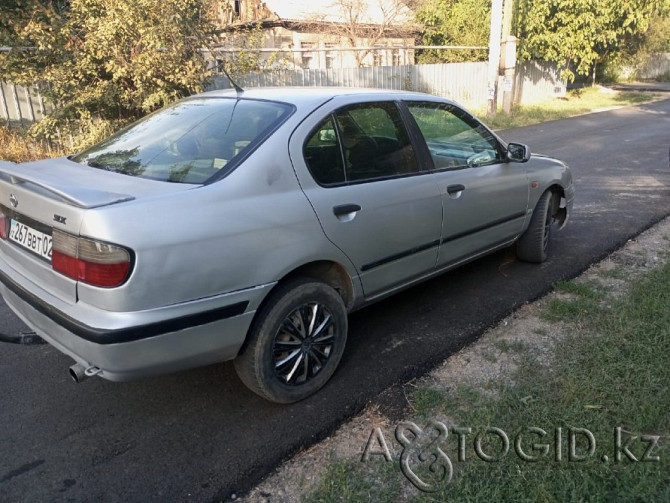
196,87,448,105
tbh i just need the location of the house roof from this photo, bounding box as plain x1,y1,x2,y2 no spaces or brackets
261,0,413,25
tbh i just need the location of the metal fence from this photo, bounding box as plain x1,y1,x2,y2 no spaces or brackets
513,60,567,105
209,60,566,109
637,53,670,80
0,82,51,125
1,60,566,124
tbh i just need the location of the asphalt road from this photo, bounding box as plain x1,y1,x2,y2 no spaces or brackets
1,98,669,502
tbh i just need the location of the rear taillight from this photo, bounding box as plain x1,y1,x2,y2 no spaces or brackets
52,230,131,288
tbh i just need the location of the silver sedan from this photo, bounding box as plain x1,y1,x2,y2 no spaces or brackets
0,88,573,402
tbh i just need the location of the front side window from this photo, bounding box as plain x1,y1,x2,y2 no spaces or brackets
73,98,292,184
407,102,502,170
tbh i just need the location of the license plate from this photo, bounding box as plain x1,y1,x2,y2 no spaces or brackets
9,220,53,261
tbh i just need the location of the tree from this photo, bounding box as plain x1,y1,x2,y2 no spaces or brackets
515,0,667,83
414,0,490,63
0,0,217,148
641,10,670,53
213,22,289,79
622,2,670,65
0,1,68,46
308,0,415,67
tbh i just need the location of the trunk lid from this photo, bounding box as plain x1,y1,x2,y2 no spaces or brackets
0,157,195,207
0,158,194,303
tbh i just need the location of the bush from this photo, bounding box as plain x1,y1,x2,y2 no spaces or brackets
1,0,215,150
0,125,69,163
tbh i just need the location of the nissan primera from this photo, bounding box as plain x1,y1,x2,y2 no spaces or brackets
0,88,573,402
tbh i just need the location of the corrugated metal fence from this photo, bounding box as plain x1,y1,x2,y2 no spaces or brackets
209,61,494,106
514,61,567,105
0,82,50,125
637,53,670,80
1,60,565,124
208,60,566,109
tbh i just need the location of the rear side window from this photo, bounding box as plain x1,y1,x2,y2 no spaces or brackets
72,98,293,184
304,101,419,185
304,117,346,185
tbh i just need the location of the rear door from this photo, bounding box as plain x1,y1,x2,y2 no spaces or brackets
290,99,443,298
403,101,530,268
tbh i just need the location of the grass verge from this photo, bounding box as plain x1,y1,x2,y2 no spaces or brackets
302,256,670,502
476,86,660,130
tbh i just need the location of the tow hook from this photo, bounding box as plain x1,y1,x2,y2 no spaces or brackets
69,364,102,383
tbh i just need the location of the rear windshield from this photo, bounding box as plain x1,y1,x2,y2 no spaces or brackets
72,98,293,184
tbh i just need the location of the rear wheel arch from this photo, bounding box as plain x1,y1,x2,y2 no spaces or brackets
236,261,355,356
281,261,355,311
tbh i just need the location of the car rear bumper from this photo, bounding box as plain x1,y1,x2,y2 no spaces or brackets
0,262,273,381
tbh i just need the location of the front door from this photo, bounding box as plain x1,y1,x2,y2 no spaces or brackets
404,101,530,268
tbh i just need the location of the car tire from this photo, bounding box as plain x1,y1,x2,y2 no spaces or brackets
234,278,348,403
516,190,554,263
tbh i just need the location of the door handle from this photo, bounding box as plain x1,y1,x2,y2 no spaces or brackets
333,204,362,216
447,184,465,194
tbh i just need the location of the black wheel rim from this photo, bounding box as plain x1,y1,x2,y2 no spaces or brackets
273,302,336,385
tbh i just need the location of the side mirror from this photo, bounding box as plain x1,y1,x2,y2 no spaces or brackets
507,142,531,163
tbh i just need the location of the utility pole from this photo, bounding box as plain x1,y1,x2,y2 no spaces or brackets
502,0,514,40
487,0,504,117
501,0,516,113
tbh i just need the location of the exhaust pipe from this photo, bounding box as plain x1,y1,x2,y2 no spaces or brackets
69,363,101,383
0,331,46,345
69,364,86,383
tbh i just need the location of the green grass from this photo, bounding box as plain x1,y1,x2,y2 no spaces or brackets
598,266,629,281
410,266,670,502
305,262,670,502
475,87,661,130
412,386,448,418
305,458,400,503
542,280,605,323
